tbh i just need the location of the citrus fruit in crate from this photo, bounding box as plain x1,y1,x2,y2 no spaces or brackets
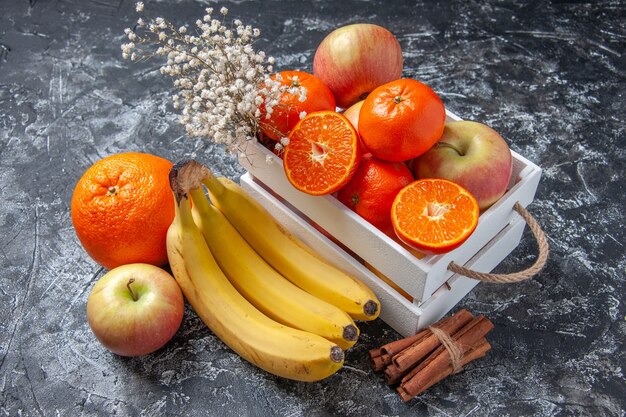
337,154,413,236
391,179,479,254
283,111,360,196
71,152,175,269
260,70,336,141
358,78,446,162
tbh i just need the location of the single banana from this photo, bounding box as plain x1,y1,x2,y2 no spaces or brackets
201,169,381,321
189,187,359,350
166,165,344,382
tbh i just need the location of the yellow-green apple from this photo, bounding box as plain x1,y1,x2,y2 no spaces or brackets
313,24,403,109
86,263,184,357
412,121,513,210
342,99,366,151
342,100,364,133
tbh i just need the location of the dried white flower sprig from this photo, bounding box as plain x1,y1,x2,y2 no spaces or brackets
121,3,306,153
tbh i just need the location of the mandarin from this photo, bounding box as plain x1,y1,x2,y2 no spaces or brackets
71,152,175,269
260,70,336,141
337,154,413,236
358,78,446,162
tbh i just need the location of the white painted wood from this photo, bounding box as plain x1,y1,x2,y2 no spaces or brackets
241,173,528,337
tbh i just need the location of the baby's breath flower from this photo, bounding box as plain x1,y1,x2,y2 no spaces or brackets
135,2,144,12
122,4,307,155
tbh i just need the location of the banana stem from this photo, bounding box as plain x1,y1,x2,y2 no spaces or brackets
202,174,226,199
189,187,212,214
169,159,213,203
173,194,195,228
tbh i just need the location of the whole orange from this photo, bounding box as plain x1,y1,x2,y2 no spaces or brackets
358,78,446,162
71,152,175,270
260,70,336,141
336,154,413,236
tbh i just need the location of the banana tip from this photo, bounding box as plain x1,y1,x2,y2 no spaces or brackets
330,346,344,363
364,300,379,317
343,324,359,342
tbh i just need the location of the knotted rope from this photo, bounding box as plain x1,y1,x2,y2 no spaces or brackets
448,202,549,283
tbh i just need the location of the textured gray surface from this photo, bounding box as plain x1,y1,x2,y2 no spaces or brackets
1,0,624,416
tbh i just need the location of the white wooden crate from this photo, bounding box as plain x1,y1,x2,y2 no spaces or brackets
238,109,542,305
241,173,528,337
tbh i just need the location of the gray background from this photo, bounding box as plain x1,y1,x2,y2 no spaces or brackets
1,0,624,416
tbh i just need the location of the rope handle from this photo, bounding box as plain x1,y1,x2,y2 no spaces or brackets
447,202,549,283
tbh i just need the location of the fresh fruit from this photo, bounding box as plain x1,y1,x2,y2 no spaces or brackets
358,78,446,162
202,172,380,321
412,121,513,210
71,152,175,269
86,263,184,357
260,70,336,141
337,154,413,236
391,179,479,254
167,168,344,382
188,184,359,350
313,24,403,109
283,111,361,196
342,99,364,134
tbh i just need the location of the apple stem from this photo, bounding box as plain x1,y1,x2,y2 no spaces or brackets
436,141,464,156
127,278,138,301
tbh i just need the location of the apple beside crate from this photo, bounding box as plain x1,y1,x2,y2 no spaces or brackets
238,110,542,337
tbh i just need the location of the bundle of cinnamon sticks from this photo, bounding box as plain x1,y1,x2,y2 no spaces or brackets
369,309,493,402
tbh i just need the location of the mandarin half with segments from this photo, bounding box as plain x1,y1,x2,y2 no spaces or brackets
391,179,479,254
283,111,360,196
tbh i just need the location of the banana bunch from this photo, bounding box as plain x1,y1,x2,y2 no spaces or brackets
166,160,380,381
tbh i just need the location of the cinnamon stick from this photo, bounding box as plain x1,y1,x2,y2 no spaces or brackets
369,326,430,362
397,338,491,402
370,353,392,372
369,312,463,371
393,310,473,373
369,327,432,371
399,316,494,398
383,310,473,385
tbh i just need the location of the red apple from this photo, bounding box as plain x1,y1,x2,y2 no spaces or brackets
313,24,403,109
412,121,513,210
86,263,184,357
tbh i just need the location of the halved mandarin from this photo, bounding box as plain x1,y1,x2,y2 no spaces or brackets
391,179,479,254
283,111,360,196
